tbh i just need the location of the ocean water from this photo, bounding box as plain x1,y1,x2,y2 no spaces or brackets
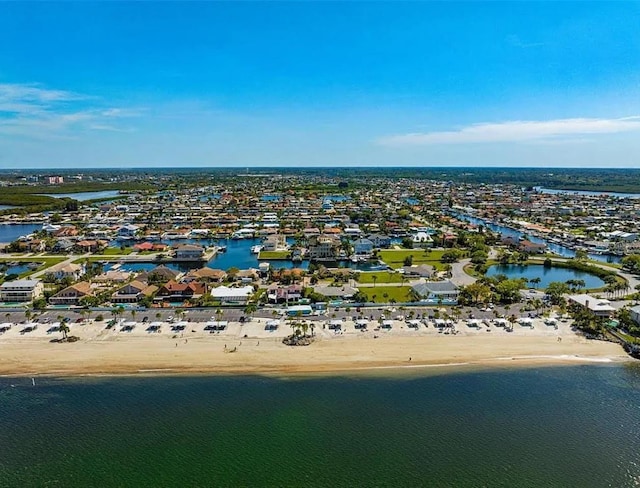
1,365,639,487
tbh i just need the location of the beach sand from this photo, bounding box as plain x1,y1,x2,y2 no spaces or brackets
0,318,631,377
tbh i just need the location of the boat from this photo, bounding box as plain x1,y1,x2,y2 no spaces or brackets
251,245,263,254
217,245,227,253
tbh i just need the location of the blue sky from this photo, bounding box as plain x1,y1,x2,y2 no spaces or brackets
1,1,640,168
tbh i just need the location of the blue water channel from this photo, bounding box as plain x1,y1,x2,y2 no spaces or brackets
453,213,621,264
486,264,605,290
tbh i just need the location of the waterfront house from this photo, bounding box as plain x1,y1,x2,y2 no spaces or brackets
353,238,374,256
183,267,227,283
49,281,93,305
117,224,140,239
47,262,86,281
74,240,108,253
0,279,44,303
519,240,546,254
411,280,459,303
367,234,392,249
307,234,341,260
262,234,288,252
174,244,204,260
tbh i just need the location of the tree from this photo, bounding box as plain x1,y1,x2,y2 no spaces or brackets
495,279,525,303
59,321,70,340
403,255,413,267
546,281,570,305
401,237,413,249
529,277,541,289
462,282,492,305
441,249,463,263
372,275,377,288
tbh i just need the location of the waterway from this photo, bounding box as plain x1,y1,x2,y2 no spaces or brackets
40,190,123,201
535,187,640,199
486,264,605,290
1,365,639,487
0,223,42,243
453,213,621,264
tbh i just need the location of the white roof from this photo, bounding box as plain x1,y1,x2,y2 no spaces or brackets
568,294,615,312
210,285,253,298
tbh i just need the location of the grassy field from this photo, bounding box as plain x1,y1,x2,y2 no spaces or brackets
356,271,405,284
102,247,134,256
358,285,415,303
258,251,290,260
378,249,447,271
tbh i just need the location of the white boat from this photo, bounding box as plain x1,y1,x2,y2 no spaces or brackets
251,245,263,254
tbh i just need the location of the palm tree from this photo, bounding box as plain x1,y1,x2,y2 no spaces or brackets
215,308,223,323
59,322,70,341
530,277,541,289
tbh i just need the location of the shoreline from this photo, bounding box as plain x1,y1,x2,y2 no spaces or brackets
0,321,632,379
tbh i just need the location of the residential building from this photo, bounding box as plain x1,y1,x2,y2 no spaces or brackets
411,280,459,303
49,282,93,305
568,294,615,318
0,279,44,303
175,244,204,260
210,285,254,303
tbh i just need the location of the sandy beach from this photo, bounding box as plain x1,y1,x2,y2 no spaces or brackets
0,317,631,378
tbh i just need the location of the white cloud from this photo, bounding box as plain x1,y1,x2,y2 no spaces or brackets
0,82,142,138
378,116,640,146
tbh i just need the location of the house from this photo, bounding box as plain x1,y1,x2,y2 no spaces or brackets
568,294,615,318
117,224,140,239
111,280,158,304
411,232,433,247
262,234,288,252
353,238,373,256
312,285,359,299
307,234,341,260
138,265,180,283
75,240,108,253
401,264,435,278
156,280,205,302
0,279,44,303
174,244,205,260
53,238,75,253
368,234,392,249
519,240,546,254
210,285,254,304
184,268,227,283
49,281,93,305
236,269,259,283
267,284,303,303
411,280,459,303
93,270,132,283
47,262,85,281
630,305,640,325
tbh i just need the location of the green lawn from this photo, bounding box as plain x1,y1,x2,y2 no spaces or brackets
102,247,134,256
378,249,447,271
356,271,404,284
258,251,290,260
359,285,415,303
